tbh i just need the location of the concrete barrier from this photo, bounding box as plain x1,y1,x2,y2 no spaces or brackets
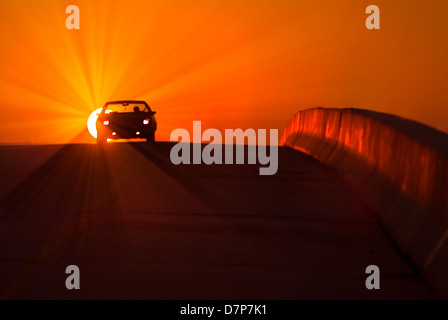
280,108,448,298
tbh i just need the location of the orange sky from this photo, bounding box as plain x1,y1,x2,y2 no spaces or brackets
0,0,447,144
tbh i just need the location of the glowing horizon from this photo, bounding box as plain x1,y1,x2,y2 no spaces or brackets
1,1,448,145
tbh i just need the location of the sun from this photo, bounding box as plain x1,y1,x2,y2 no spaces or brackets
87,108,103,139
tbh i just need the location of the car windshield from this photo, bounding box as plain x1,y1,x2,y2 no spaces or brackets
104,102,149,113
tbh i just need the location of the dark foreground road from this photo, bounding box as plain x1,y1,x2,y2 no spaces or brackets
0,142,433,299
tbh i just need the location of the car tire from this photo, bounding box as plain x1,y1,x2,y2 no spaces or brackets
146,132,155,143
97,134,107,144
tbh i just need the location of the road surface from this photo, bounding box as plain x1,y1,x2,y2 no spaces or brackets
0,142,433,299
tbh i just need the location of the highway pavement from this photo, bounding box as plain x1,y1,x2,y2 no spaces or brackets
0,142,434,299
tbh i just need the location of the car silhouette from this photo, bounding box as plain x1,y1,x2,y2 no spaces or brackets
96,100,157,143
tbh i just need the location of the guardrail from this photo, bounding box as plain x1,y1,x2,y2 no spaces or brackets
280,107,448,298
